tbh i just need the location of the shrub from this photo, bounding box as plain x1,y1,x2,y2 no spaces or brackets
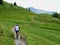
14,2,17,6
0,30,3,36
52,12,58,18
0,0,3,5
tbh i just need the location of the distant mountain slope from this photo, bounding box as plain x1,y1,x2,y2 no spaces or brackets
27,7,55,14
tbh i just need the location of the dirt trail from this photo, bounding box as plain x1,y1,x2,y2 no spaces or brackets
31,16,36,22
31,16,45,24
12,28,26,45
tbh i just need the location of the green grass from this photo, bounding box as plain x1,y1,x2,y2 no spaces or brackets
0,1,60,45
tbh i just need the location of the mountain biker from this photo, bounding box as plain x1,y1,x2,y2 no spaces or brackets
14,24,20,39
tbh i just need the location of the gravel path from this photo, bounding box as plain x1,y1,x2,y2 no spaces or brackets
12,28,26,45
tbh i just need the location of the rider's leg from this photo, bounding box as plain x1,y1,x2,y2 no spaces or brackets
16,31,19,40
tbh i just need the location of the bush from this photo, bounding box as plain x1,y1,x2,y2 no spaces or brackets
0,0,3,5
0,30,3,36
14,2,17,6
52,12,58,18
28,8,30,11
11,3,13,7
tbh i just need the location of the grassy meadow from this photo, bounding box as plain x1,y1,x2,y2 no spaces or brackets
0,2,60,45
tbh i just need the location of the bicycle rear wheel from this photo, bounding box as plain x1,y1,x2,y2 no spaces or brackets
16,33,19,40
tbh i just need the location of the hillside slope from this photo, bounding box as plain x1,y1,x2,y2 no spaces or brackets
0,2,60,45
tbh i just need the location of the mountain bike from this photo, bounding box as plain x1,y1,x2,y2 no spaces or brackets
16,32,19,40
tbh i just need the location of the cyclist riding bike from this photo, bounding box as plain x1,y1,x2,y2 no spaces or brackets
14,25,20,39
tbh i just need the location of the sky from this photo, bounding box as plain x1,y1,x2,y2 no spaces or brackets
4,0,60,13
